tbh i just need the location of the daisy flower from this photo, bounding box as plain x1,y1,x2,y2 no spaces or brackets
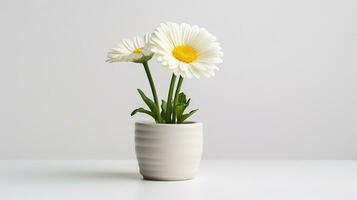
107,33,153,63
150,22,223,78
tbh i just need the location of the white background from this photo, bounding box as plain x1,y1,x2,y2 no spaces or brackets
0,0,356,159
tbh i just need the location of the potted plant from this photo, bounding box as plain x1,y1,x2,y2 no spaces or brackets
106,22,223,181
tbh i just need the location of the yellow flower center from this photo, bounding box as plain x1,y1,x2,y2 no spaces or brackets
133,47,143,54
172,45,198,63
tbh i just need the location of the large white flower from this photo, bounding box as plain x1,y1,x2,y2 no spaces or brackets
107,33,153,63
150,22,223,78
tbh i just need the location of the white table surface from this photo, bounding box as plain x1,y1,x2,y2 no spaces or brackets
0,160,356,200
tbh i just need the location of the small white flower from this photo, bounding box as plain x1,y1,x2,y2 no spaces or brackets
107,33,153,63
150,22,223,78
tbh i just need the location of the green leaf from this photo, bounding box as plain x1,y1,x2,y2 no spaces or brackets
175,104,185,122
178,109,199,123
177,92,187,104
179,100,191,117
161,100,167,114
185,98,191,109
160,100,167,123
174,92,193,123
137,89,159,121
131,107,155,118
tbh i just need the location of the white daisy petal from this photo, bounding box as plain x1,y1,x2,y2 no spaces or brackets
106,33,154,63
122,39,135,51
151,22,223,78
188,64,201,79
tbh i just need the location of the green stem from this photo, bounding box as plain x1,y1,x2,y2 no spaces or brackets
166,74,177,123
142,61,160,122
172,76,184,123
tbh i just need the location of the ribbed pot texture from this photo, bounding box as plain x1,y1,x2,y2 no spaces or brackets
135,121,203,181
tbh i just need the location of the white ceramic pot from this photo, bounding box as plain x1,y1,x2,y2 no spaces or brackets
135,121,203,181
